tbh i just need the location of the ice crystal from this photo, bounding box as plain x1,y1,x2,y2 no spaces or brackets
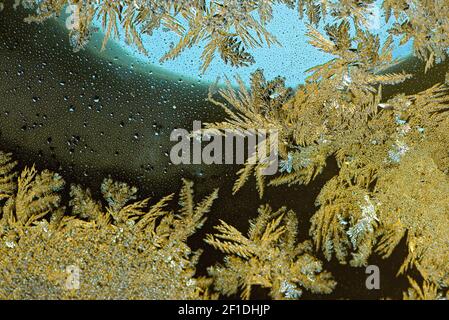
0,153,219,299
387,140,409,163
347,195,379,249
280,280,303,299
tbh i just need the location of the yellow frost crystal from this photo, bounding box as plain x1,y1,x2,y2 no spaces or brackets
206,205,336,299
0,156,219,299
